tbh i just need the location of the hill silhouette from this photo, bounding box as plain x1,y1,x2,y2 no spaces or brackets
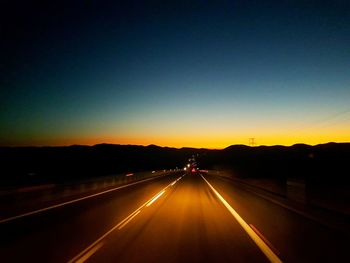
1,143,349,187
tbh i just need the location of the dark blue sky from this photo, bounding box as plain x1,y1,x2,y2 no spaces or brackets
1,1,350,147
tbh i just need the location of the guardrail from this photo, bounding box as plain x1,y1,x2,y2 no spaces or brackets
0,170,183,213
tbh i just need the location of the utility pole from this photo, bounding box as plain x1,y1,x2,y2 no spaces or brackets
249,138,256,147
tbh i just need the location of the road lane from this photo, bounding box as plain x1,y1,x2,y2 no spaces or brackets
0,173,180,262
201,174,282,263
2,170,348,263
203,173,350,263
83,174,269,263
68,176,184,263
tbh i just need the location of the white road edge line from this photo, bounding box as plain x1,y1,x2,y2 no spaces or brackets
68,175,183,263
0,174,168,224
200,174,283,263
75,241,104,263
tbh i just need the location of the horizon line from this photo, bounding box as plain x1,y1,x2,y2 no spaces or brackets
1,141,349,150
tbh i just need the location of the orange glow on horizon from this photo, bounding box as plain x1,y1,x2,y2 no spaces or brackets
5,130,349,149
1,119,349,148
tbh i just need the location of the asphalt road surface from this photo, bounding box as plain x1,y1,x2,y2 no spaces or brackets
1,172,349,262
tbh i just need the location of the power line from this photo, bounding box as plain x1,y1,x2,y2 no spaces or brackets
249,138,256,147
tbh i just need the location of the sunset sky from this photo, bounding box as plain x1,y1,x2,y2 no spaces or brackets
1,1,350,148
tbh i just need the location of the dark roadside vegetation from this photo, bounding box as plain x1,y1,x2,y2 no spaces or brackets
1,142,349,197
202,142,350,186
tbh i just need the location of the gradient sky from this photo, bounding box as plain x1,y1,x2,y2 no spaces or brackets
1,0,350,148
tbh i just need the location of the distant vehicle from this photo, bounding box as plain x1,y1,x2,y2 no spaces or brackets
187,164,199,175
184,157,200,175
190,167,199,174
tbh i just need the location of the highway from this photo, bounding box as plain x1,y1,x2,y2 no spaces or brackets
0,172,349,263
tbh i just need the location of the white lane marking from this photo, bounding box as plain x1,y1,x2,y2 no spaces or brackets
68,175,183,263
201,174,283,263
170,174,185,186
76,242,104,263
0,174,167,224
146,190,165,207
118,210,141,230
68,208,142,263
